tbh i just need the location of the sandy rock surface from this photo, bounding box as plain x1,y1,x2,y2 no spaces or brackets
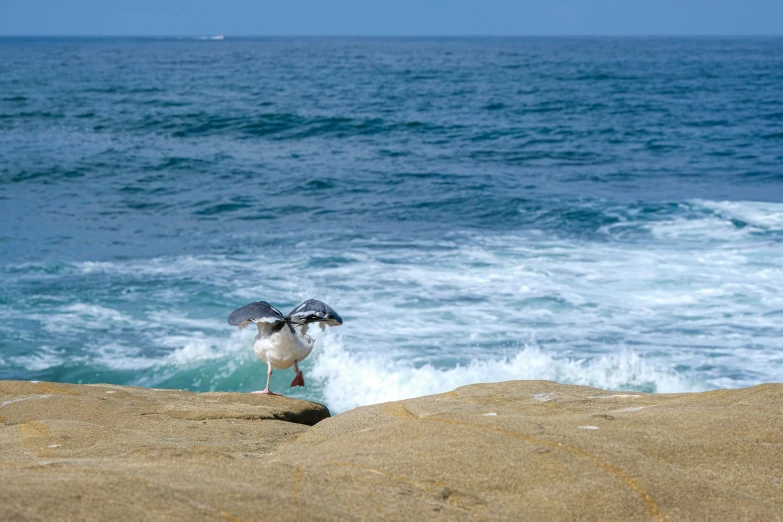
2,379,782,521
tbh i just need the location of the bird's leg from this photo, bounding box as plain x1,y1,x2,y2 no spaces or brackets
252,361,281,395
290,360,305,387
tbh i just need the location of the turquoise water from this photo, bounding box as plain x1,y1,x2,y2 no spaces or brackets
1,37,782,411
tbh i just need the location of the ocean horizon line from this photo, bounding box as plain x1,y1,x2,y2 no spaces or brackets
1,33,782,39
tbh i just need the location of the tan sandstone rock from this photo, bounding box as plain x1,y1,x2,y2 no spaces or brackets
1,379,782,521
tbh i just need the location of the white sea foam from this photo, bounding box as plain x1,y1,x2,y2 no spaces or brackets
89,343,159,371
308,333,702,413
645,214,748,241
10,345,78,371
161,336,232,366
697,200,783,231
146,311,225,331
33,303,145,335
78,256,243,276
88,330,252,373
644,200,783,241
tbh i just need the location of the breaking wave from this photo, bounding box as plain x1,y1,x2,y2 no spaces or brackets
309,334,703,413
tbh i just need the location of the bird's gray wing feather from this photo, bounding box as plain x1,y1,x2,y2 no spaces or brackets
228,301,286,329
286,299,343,327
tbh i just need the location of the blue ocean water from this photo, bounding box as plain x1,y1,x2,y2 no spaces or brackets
1,37,782,412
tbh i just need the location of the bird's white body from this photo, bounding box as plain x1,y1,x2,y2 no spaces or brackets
253,323,314,370
229,299,341,395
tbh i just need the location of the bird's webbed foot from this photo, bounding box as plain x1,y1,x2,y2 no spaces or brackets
252,389,282,396
290,370,305,388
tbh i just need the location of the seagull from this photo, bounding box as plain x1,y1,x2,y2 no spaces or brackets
228,299,343,395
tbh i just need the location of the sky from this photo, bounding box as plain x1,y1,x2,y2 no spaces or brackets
1,0,782,36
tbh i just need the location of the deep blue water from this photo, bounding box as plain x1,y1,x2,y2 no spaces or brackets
1,37,782,411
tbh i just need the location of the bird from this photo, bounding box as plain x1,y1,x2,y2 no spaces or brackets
228,299,343,395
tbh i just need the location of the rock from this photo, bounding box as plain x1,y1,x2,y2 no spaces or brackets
1,380,782,521
0,380,329,460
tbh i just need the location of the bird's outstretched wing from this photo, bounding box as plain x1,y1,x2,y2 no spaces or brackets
228,301,286,329
286,299,343,327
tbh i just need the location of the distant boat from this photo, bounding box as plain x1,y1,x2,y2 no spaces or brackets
210,34,225,41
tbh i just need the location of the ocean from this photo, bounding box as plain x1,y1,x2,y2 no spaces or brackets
1,36,782,412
